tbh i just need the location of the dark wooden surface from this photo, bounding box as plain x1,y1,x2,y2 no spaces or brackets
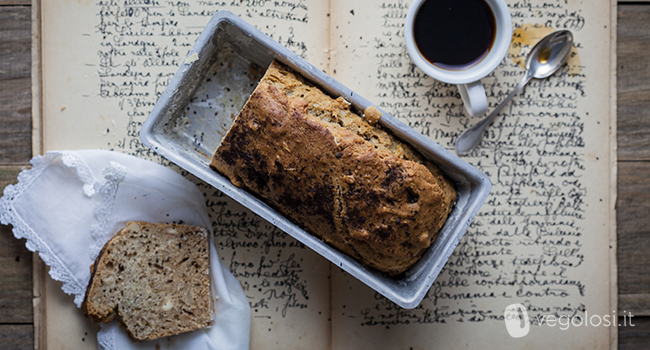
0,5,31,165
0,1,649,349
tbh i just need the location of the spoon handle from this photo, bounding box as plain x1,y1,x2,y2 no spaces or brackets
455,70,534,155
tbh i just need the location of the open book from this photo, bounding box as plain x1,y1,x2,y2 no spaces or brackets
34,0,617,348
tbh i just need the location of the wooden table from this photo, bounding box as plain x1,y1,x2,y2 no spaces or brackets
1,1,648,349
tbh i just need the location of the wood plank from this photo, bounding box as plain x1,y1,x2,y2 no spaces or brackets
0,77,31,164
617,5,650,160
617,162,650,297
0,1,30,6
619,316,650,350
0,166,33,324
0,6,32,165
617,0,650,325
0,324,34,350
0,165,23,187
0,226,33,324
619,294,650,316
0,6,31,81
616,161,650,237
618,92,650,161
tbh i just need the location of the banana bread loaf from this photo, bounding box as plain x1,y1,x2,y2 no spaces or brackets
211,61,456,275
82,221,212,341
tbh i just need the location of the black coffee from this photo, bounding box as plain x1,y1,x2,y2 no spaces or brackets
413,0,496,70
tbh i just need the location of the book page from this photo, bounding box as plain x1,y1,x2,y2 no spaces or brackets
40,1,331,349
329,0,614,348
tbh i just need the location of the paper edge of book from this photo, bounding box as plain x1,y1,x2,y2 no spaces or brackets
609,0,619,349
31,0,46,349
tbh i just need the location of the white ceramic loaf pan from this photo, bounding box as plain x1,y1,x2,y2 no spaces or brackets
139,10,491,309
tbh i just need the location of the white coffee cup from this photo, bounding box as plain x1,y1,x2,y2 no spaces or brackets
404,0,512,116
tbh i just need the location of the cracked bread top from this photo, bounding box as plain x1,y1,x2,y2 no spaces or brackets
211,61,456,275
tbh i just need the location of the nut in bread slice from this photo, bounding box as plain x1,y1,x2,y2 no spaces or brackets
82,221,212,341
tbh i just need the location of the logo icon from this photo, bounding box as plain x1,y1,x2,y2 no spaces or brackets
504,303,530,338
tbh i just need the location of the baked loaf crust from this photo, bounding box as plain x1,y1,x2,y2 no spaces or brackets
82,221,212,341
211,61,456,275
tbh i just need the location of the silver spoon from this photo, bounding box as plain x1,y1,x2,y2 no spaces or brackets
455,30,574,156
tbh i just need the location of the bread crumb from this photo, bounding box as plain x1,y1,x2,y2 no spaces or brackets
364,105,382,125
162,298,174,311
126,222,141,231
184,52,199,64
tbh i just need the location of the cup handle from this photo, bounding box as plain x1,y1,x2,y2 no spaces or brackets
458,81,488,116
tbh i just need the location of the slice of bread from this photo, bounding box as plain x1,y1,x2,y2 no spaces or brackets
82,221,212,341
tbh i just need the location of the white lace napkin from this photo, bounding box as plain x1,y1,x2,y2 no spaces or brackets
0,150,251,350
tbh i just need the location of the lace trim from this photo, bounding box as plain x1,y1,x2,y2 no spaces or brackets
0,151,126,307
61,152,98,197
89,161,127,259
97,323,116,350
